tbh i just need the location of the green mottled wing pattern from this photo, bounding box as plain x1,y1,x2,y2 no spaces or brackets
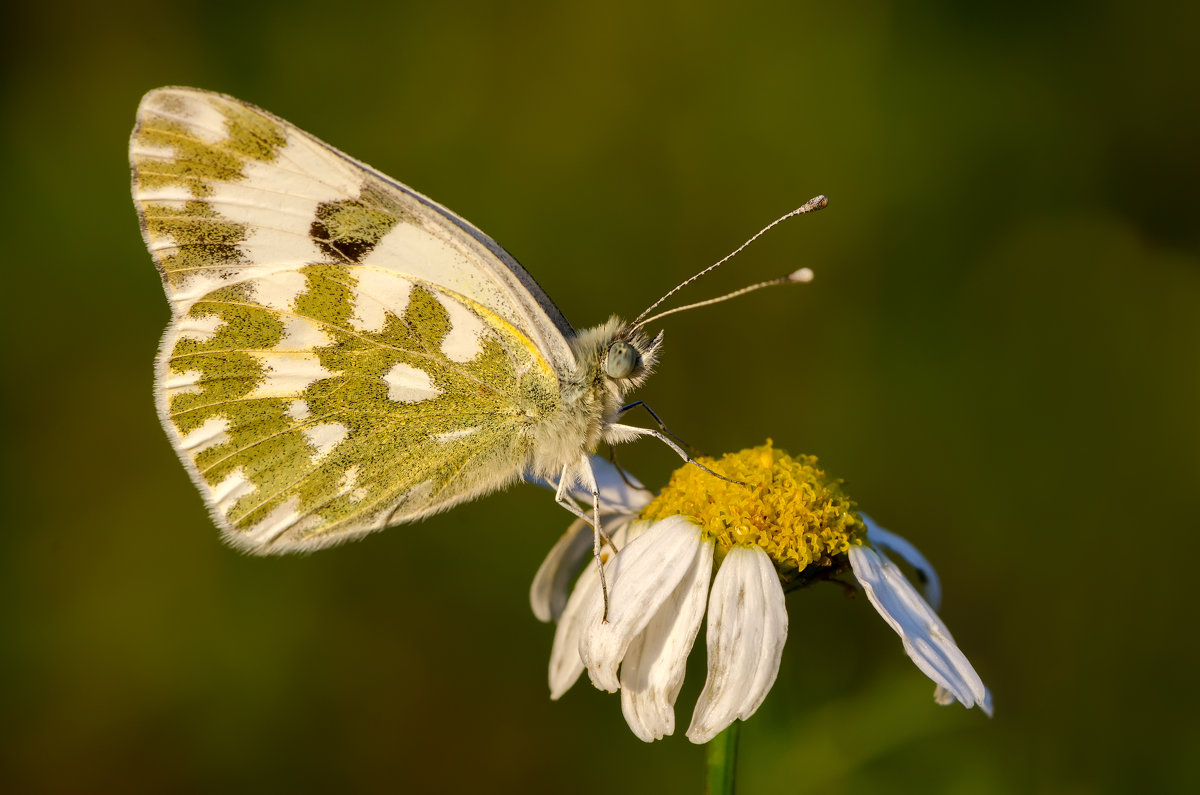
131,87,571,552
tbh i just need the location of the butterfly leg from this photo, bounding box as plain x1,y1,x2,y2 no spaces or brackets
550,462,618,549
605,443,649,495
553,458,613,621
618,400,693,451
578,455,614,621
552,463,593,525
607,424,746,486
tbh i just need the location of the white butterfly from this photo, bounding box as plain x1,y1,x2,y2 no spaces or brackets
130,87,822,561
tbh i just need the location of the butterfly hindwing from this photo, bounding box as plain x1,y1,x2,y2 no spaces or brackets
132,87,570,552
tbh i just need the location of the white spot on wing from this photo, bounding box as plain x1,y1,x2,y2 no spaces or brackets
212,468,254,512
166,268,310,319
278,314,330,350
341,467,368,503
438,296,486,362
247,352,333,398
164,369,203,396
303,422,348,458
180,416,231,453
176,314,225,342
205,149,341,266
253,271,309,312
135,183,192,207
147,90,228,143
350,269,413,333
165,268,278,315
383,362,440,403
244,496,303,546
131,142,176,161
432,427,479,443
167,275,226,314
287,400,310,421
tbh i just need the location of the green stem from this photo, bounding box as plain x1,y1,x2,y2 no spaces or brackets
705,722,741,795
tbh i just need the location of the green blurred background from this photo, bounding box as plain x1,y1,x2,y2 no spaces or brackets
3,1,1197,792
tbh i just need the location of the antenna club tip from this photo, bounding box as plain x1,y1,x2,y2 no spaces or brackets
792,195,828,216
789,267,815,283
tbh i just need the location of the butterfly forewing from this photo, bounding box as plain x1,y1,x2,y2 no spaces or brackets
132,87,569,552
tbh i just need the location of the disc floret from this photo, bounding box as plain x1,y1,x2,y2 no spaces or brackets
640,441,865,580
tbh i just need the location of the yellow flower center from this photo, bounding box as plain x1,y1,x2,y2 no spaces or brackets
640,441,866,578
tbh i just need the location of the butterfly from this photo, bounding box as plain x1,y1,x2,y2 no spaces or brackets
131,86,681,555
131,87,824,558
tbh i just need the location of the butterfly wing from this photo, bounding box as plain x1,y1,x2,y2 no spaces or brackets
131,87,575,552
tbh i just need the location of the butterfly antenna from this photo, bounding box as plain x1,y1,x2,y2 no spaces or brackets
631,195,828,330
635,268,814,328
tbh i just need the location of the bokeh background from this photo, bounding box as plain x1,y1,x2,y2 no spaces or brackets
3,1,1197,792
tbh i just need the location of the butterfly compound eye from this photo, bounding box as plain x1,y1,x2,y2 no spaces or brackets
604,341,640,379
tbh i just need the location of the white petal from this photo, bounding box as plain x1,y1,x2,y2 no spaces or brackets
848,544,991,715
544,520,643,698
687,545,789,744
619,536,715,741
532,515,648,624
548,555,604,699
530,518,593,623
580,517,704,693
861,513,942,611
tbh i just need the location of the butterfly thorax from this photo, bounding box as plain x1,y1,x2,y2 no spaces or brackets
524,317,662,478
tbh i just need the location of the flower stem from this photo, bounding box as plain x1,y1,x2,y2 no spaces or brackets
705,722,741,795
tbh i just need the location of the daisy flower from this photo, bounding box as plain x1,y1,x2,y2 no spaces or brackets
531,442,992,743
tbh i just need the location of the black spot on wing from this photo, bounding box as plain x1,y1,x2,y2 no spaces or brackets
309,183,410,263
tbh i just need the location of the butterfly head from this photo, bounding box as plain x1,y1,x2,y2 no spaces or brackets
569,318,662,397
604,323,663,392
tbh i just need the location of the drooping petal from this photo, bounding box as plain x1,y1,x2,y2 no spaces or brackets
548,549,604,699
861,514,942,611
531,517,593,623
528,457,651,623
546,520,643,698
580,517,706,693
848,544,992,715
619,536,715,741
687,545,789,744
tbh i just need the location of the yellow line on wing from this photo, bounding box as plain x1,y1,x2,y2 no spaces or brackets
405,277,557,380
